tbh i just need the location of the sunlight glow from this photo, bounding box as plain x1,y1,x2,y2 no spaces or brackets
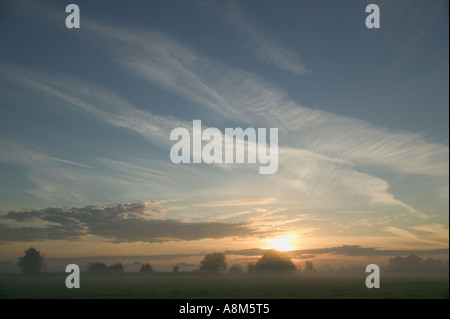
264,236,296,251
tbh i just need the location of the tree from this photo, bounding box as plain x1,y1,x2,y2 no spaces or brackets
139,263,153,274
387,255,422,272
87,262,108,273
254,250,296,273
18,247,44,275
387,255,447,273
199,253,227,272
228,265,243,274
109,263,124,273
422,257,445,272
304,261,314,272
173,265,179,273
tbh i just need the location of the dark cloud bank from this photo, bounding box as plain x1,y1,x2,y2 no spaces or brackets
0,202,255,243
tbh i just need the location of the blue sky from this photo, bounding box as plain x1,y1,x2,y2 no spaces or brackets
0,0,448,267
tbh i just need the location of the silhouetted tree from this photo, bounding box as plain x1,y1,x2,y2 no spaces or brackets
387,255,422,272
422,257,445,271
228,265,243,274
304,261,314,272
109,263,124,273
247,262,255,274
387,255,447,273
173,265,179,273
388,255,422,271
17,247,44,275
139,263,153,274
87,262,108,273
254,250,296,273
199,253,227,272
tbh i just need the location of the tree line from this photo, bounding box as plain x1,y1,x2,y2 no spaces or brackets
86,250,300,274
14,247,302,275
13,247,448,275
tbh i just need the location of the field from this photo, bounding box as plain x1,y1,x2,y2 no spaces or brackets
0,272,448,299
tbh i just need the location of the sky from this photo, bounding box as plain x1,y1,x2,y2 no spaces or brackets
0,0,448,271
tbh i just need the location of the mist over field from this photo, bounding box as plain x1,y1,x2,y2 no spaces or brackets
1,248,448,298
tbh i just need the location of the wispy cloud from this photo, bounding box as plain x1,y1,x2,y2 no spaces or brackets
0,136,183,207
0,138,91,169
384,226,418,239
410,224,449,242
71,17,448,179
221,1,310,75
10,3,446,180
213,211,253,221
0,64,187,150
195,197,277,207
0,62,436,221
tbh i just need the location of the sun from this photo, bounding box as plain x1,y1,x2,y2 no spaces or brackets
264,236,296,251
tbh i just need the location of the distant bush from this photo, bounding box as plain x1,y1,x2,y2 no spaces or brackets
87,262,124,274
87,262,108,273
304,261,314,272
109,263,124,273
228,265,244,274
255,250,296,273
18,247,44,275
387,255,448,273
199,253,227,273
139,263,153,274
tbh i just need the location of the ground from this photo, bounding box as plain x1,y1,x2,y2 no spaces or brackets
0,272,448,299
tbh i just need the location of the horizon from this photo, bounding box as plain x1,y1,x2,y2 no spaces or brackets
2,245,449,273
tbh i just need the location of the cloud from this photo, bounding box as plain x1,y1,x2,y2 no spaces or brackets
195,197,277,207
380,225,448,247
8,1,447,179
0,138,91,169
410,224,449,241
0,202,260,243
0,1,447,232
384,227,418,239
2,10,447,179
2,61,435,219
0,21,442,225
221,1,310,75
296,245,449,257
224,245,449,257
69,17,447,179
0,65,187,151
214,211,253,221
0,137,183,207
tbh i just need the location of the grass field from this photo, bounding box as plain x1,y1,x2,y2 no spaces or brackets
0,272,448,299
